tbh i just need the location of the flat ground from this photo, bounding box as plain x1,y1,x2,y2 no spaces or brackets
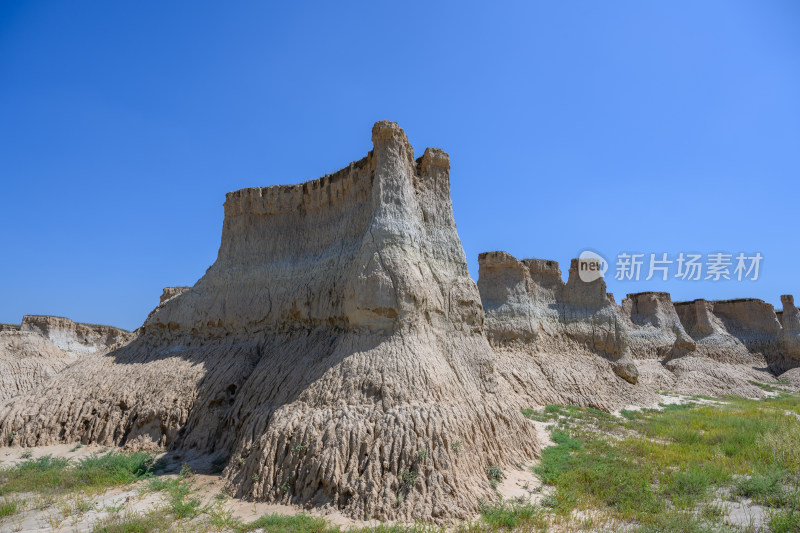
1,388,798,532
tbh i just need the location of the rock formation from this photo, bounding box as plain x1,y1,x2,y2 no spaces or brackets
778,295,800,371
622,292,695,360
477,251,654,412
0,316,131,401
0,122,538,521
159,286,191,305
0,330,73,401
672,298,781,366
20,315,132,356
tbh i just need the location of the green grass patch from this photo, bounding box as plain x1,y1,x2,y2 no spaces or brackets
236,512,338,532
92,509,172,532
529,394,800,528
145,465,202,519
477,499,547,531
0,496,24,518
0,451,153,497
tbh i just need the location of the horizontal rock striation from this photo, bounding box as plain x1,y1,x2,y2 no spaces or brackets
622,292,695,360
477,251,652,411
672,299,780,366
0,122,538,521
20,315,132,356
0,316,133,401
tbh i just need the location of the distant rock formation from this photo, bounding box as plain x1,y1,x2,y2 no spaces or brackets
0,122,538,522
478,252,638,384
622,292,695,360
20,315,132,356
159,286,190,305
476,251,653,412
0,316,131,401
672,298,781,366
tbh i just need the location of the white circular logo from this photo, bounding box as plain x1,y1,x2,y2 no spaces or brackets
577,250,608,282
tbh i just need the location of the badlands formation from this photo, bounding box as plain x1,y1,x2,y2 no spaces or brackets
0,315,131,400
1,121,799,521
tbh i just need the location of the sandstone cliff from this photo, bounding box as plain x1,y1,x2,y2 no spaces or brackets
0,122,538,521
622,292,695,360
0,316,133,401
20,315,132,356
477,251,653,412
672,298,780,366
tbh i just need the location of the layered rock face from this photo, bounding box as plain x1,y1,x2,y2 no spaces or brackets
477,252,653,411
20,315,132,356
622,292,695,360
0,316,132,401
0,122,538,521
479,252,637,383
778,295,800,371
672,299,781,366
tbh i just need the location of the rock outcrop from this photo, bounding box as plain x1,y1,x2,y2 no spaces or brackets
479,252,638,384
0,122,538,521
477,252,652,411
20,315,132,356
622,292,695,360
0,330,74,401
0,316,133,401
673,299,781,366
778,295,800,371
159,286,191,305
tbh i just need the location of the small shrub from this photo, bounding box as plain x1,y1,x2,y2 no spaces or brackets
450,441,463,455
486,464,504,482
400,469,418,488
20,450,32,459
769,506,800,533
479,499,547,530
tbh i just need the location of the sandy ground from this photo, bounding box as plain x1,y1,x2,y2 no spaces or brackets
0,445,372,532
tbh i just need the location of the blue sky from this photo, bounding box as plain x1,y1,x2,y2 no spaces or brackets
1,1,798,331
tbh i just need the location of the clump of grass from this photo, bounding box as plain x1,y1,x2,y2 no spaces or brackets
769,505,800,533
478,499,547,531
146,465,202,519
0,451,153,497
236,512,339,532
450,441,463,455
92,508,171,532
733,468,785,504
0,496,24,518
485,465,504,483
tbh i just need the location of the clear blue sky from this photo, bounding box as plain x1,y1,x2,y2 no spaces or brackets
1,2,798,331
